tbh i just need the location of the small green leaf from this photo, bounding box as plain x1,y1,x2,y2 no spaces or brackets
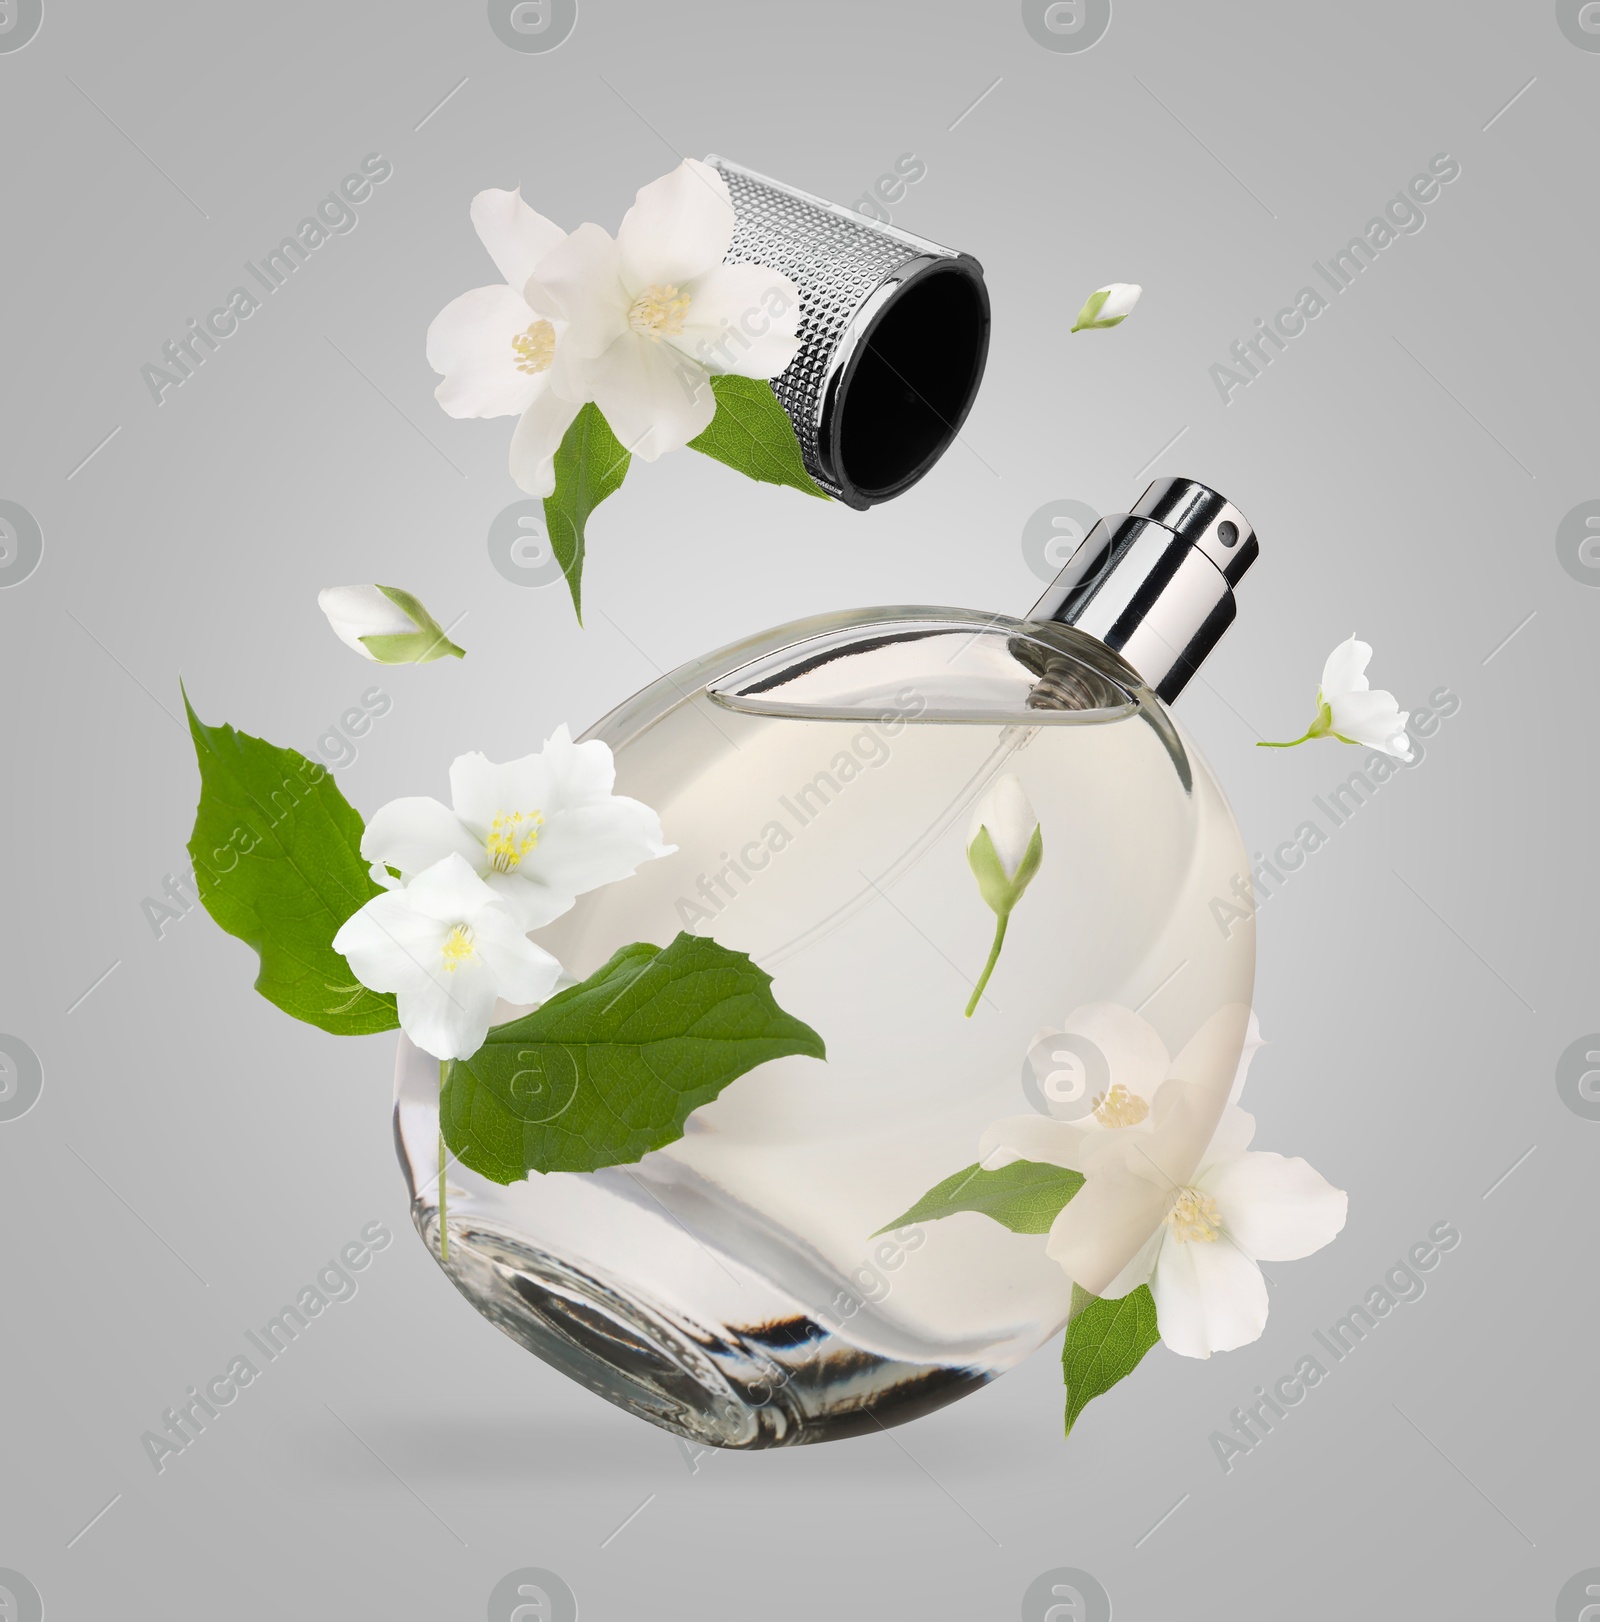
1011,823,1044,898
359,630,465,663
1071,288,1111,333
361,585,464,662
966,825,1014,916
688,375,828,499
875,1158,1084,1237
441,932,825,1181
1062,1284,1161,1436
183,689,398,1035
543,403,631,625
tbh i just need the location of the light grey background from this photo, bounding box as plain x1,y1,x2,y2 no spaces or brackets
2,0,1595,1616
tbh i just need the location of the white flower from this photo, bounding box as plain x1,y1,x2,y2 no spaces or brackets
1071,283,1142,332
332,853,562,1060
318,584,464,664
1319,634,1413,759
361,725,673,931
1053,1091,1345,1358
964,774,1044,1017
525,158,802,461
996,1002,1263,1146
1261,634,1412,760
983,1012,1345,1359
426,188,581,498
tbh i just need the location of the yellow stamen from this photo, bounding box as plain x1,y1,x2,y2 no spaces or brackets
441,924,475,972
1166,1188,1222,1244
486,809,543,873
511,319,557,375
626,283,690,341
1092,1083,1150,1129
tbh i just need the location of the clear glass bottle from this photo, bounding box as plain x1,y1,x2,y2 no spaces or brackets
395,478,1259,1448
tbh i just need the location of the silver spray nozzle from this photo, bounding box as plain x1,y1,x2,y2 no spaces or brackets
1027,477,1258,702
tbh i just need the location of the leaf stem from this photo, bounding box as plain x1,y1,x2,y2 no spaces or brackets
437,1060,449,1263
964,914,1009,1018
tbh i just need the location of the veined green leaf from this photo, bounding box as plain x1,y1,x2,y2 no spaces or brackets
543,403,631,625
688,375,827,499
1062,1284,1161,1436
183,690,397,1035
442,932,825,1180
875,1158,1084,1237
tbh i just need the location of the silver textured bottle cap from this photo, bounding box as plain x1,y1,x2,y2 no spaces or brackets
708,156,990,510
1027,477,1258,702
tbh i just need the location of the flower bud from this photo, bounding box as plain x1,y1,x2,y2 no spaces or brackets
318,585,464,664
1071,282,1142,333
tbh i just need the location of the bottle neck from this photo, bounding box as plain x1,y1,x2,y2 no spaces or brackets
1028,478,1257,703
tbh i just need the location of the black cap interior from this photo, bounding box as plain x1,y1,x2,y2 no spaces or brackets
826,258,990,508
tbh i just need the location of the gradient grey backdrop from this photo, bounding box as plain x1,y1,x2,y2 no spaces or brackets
2,1,1595,1616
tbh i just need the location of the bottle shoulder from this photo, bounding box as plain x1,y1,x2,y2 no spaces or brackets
586,605,1173,742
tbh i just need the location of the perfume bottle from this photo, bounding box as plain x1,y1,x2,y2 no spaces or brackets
394,477,1258,1448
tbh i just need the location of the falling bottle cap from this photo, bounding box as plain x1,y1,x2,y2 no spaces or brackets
708,156,991,510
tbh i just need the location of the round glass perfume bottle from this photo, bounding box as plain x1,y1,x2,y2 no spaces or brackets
394,479,1258,1448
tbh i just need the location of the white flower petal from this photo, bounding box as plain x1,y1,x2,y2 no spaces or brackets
485,870,577,932
539,721,617,806
509,388,582,498
399,851,501,923
526,222,630,359
968,773,1038,879
1320,634,1372,699
398,966,500,1062
1327,688,1412,758
1200,1102,1258,1164
469,186,566,295
319,585,416,658
617,158,734,292
471,905,564,1007
1228,1011,1265,1104
672,262,803,379
1150,1232,1269,1359
448,751,557,841
1061,1001,1171,1106
583,331,717,461
1045,1165,1175,1297
1095,283,1141,322
332,890,442,993
1203,1151,1347,1262
362,797,483,881
530,799,673,896
977,1113,1087,1171
426,284,546,420
1097,1226,1166,1301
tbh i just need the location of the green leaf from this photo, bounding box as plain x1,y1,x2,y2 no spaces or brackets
183,689,398,1035
688,375,828,500
966,825,1013,916
360,585,464,663
1071,288,1111,333
441,932,825,1181
543,403,631,625
874,1158,1084,1237
1062,1284,1161,1436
